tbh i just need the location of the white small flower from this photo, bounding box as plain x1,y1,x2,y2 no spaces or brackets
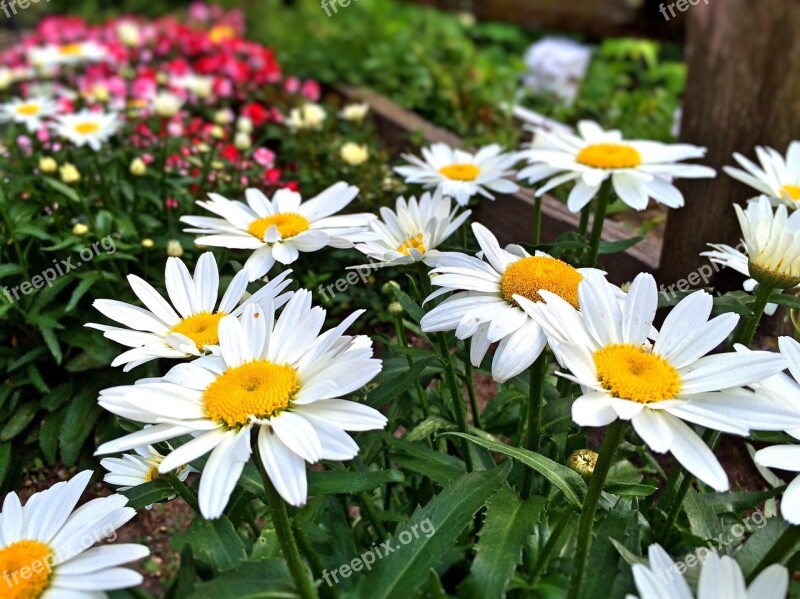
519,120,716,212
524,272,795,491
395,143,520,206
339,103,369,122
52,109,120,151
28,41,108,68
522,37,591,104
340,142,369,166
0,96,58,132
628,543,788,599
724,142,800,207
96,294,387,517
87,251,293,370
287,103,326,131
0,470,148,596
181,183,376,281
172,73,215,99
152,91,183,118
352,189,470,268
116,21,142,47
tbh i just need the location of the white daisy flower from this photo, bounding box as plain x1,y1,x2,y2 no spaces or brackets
0,470,148,597
170,73,214,99
420,222,604,383
745,336,800,524
352,189,471,268
87,252,293,371
181,183,377,281
724,143,800,207
52,109,120,151
101,442,192,509
522,271,795,491
27,41,109,68
394,143,520,206
95,292,387,518
519,120,716,212
0,96,58,133
627,543,788,599
704,196,800,293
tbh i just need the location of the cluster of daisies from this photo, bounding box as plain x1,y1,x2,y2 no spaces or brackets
3,13,800,596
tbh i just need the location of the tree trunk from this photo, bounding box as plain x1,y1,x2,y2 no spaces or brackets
659,0,800,291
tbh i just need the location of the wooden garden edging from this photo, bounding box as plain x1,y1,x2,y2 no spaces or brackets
340,84,661,284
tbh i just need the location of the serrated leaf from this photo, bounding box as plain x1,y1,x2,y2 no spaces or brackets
172,516,247,575
121,480,177,510
459,487,544,599
351,463,511,599
187,559,295,598
442,433,586,507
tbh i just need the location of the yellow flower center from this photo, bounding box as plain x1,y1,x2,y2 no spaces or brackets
203,360,299,428
500,256,583,308
593,344,681,404
208,25,236,44
74,122,100,135
397,233,426,256
15,104,40,117
782,185,800,201
438,163,480,181
248,213,310,241
145,464,160,482
0,540,53,599
168,312,226,349
576,143,642,169
58,43,83,56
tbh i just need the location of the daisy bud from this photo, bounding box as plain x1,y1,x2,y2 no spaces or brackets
567,449,598,480
382,281,401,295
130,157,147,176
59,163,80,184
39,156,57,173
72,223,89,236
141,238,154,248
234,131,252,151
166,239,183,257
340,142,369,166
388,301,404,316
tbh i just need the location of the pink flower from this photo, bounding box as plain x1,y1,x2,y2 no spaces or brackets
300,80,321,101
253,147,275,167
284,76,300,94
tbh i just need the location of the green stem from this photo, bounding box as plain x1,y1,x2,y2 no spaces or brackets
586,186,613,267
359,491,388,538
567,420,626,599
438,333,474,472
293,520,339,599
256,446,319,599
169,475,200,514
745,525,800,583
732,283,775,347
659,429,720,542
529,508,574,583
394,314,430,417
531,193,543,246
522,353,548,499
463,341,482,429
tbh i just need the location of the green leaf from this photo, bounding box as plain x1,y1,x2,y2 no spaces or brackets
0,401,39,441
386,436,466,485
187,560,295,598
459,487,545,599
351,463,510,599
172,516,247,575
598,236,644,255
367,357,435,408
683,488,725,540
121,481,177,510
442,432,586,507
702,487,785,514
604,482,656,497
42,177,80,202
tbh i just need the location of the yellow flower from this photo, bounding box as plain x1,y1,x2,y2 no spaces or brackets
234,131,252,151
39,156,57,173
141,238,154,248
59,163,81,184
72,223,89,236
341,142,369,166
130,157,147,176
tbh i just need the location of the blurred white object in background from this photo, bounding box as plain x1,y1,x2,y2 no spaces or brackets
522,37,592,104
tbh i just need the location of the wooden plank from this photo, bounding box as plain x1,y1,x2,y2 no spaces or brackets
406,0,685,41
659,0,800,291
339,85,660,284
